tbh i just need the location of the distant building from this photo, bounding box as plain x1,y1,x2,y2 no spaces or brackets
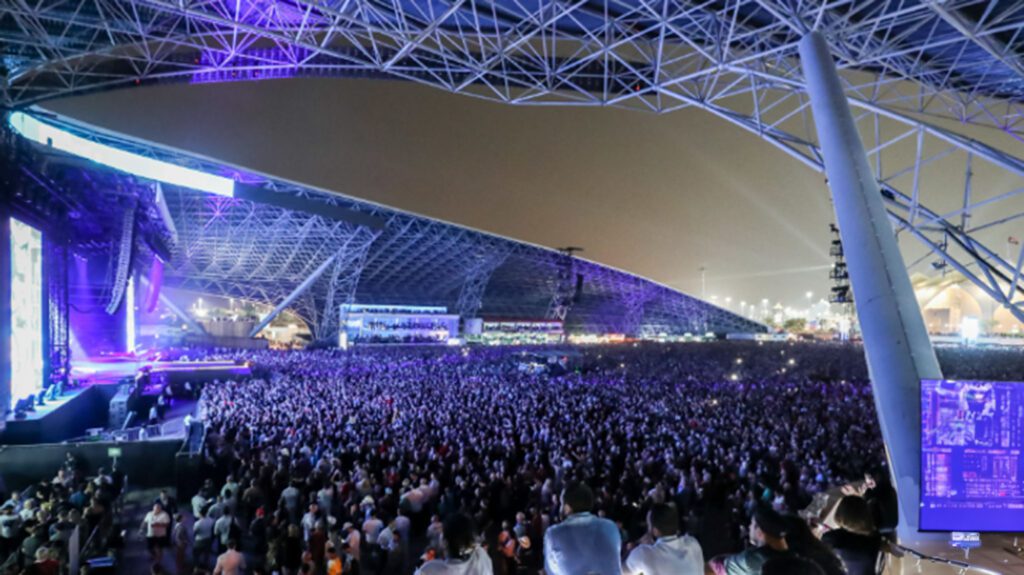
911,273,1024,335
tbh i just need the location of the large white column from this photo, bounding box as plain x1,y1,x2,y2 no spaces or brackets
799,31,943,541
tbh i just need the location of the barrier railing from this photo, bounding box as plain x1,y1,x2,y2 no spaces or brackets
889,543,1007,575
70,473,128,574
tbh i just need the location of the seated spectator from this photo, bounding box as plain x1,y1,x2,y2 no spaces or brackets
822,496,882,575
710,505,791,575
623,503,703,575
761,555,825,575
543,482,621,575
862,470,898,535
781,515,845,575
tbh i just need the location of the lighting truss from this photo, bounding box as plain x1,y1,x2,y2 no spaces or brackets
8,112,235,197
4,0,1022,324
456,249,511,319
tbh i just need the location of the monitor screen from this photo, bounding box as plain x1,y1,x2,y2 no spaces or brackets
920,379,1024,531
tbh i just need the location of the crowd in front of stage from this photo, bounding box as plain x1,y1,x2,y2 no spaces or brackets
173,342,899,575
4,341,1021,575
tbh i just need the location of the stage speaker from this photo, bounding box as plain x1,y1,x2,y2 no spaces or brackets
108,384,132,429
572,273,585,304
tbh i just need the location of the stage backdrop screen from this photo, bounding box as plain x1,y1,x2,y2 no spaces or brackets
921,379,1024,531
9,218,44,408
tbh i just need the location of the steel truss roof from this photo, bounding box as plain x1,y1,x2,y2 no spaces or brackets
3,0,1024,322
7,112,763,337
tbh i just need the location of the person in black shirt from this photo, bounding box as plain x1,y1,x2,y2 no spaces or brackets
862,470,898,535
781,515,845,575
822,496,882,575
762,555,825,575
710,505,793,575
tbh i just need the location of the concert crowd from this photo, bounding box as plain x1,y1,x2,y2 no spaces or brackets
7,341,1022,575
180,342,899,575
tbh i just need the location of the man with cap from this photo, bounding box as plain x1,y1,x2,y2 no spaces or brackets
623,503,704,575
543,481,621,575
711,504,792,575
342,522,361,563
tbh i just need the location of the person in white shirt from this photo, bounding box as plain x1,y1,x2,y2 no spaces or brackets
301,503,321,542
378,520,396,552
363,513,384,546
280,482,301,523
193,509,215,568
18,500,37,522
426,515,444,551
623,503,704,575
343,523,362,563
416,514,492,575
214,508,236,550
221,476,239,505
140,502,171,563
543,482,621,575
192,491,208,518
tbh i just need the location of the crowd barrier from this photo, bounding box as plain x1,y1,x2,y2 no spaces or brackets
0,440,180,493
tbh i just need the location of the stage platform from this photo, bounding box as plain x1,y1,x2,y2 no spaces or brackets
1,384,119,444
71,356,250,387
2,356,249,445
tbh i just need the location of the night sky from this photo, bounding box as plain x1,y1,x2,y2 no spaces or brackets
46,77,844,308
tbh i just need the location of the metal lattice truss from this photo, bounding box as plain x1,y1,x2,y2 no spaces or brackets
456,248,510,319
4,0,1024,319
8,111,762,335
163,190,381,338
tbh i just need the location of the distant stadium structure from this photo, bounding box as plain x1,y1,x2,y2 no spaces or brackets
3,112,763,343
2,1,1024,320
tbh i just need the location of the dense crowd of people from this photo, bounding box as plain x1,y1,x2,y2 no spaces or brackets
167,342,902,575
0,454,124,575
6,340,1024,575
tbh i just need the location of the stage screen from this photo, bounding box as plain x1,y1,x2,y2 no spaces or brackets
9,218,44,408
921,379,1024,531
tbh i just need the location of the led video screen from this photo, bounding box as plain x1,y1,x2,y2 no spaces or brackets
10,218,44,409
921,379,1024,531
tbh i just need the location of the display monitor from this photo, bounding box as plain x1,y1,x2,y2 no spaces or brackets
921,379,1024,531
9,218,44,409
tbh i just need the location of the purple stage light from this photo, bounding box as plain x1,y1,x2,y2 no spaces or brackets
146,258,164,314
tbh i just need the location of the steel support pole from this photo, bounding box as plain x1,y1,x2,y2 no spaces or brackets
799,31,942,542
248,252,340,338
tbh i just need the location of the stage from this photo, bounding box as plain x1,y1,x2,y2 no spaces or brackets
1,384,119,444
2,355,250,445
71,355,250,389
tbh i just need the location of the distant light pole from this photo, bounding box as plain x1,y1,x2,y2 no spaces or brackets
700,266,707,300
